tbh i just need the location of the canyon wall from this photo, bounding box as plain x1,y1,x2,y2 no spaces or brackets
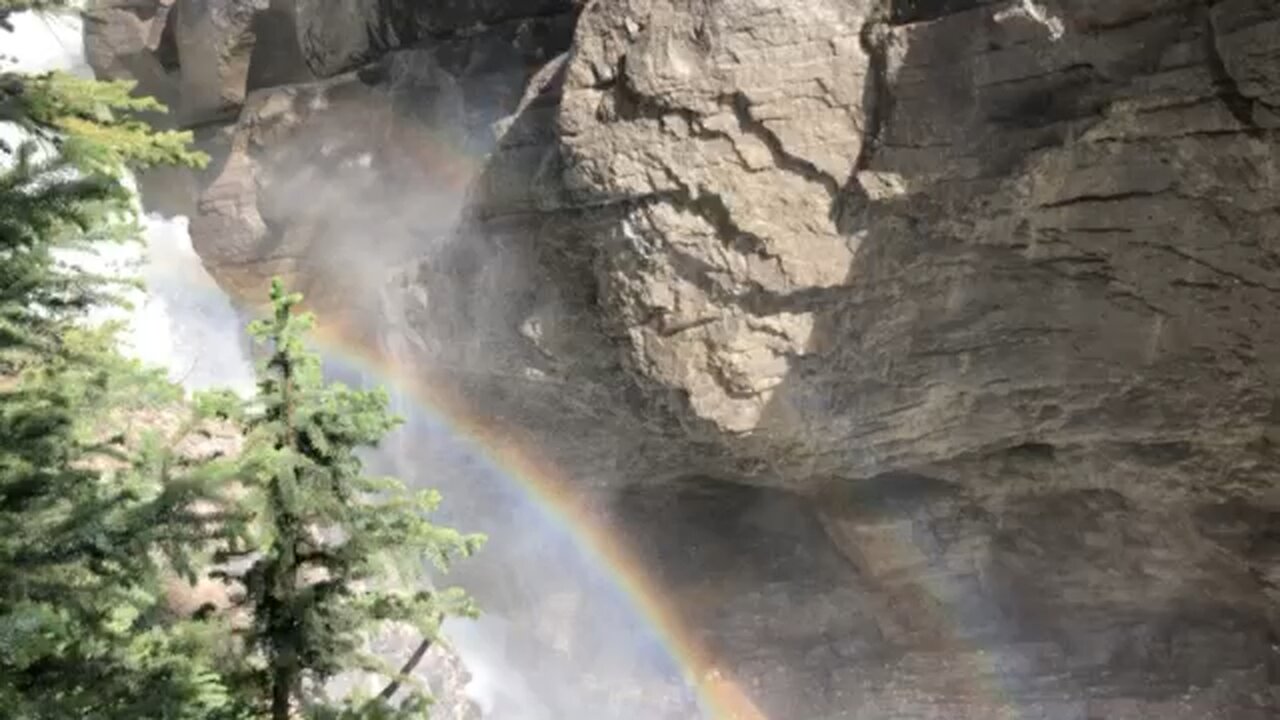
88,1,1280,717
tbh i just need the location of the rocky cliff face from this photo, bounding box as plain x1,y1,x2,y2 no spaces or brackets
89,0,1280,718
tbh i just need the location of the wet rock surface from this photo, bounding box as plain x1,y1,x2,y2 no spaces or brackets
89,1,1280,717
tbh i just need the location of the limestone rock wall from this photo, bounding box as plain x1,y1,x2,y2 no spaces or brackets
88,1,1280,718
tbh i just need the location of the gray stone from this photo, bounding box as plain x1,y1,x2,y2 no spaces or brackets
295,0,579,77
84,0,181,110
172,0,312,123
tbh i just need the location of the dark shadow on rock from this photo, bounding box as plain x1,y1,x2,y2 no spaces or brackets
246,0,316,91
608,476,886,719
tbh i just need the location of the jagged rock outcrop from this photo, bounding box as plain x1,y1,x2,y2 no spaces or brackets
549,0,1280,481
89,0,579,326
88,1,1280,718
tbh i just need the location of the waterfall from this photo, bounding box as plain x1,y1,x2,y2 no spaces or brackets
0,12,256,395
121,214,258,395
0,21,547,716
7,13,707,719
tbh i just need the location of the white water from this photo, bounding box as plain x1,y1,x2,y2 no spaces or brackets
122,213,258,394
1,11,256,394
1,11,83,73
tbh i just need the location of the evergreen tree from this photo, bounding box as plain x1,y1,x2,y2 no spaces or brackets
219,280,483,720
0,2,206,373
0,6,231,718
0,140,126,372
0,323,249,720
2,9,482,718
1,2,204,173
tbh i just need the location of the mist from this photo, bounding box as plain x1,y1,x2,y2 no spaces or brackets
6,11,715,719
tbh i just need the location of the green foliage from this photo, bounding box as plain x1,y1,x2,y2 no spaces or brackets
0,8,234,718
216,280,484,719
0,6,206,373
14,72,208,173
0,141,132,372
0,5,207,174
1,12,482,719
0,323,246,720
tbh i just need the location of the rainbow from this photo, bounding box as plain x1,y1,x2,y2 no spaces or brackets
310,319,1030,719
155,240,1029,719
308,322,770,720
121,87,770,716
154,104,1029,719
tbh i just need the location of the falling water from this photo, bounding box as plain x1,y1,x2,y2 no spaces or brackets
0,12,257,395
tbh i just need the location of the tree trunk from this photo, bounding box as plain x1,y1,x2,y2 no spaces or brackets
271,318,300,720
377,637,433,701
271,664,294,720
